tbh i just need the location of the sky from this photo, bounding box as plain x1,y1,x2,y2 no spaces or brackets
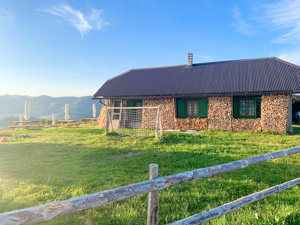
0,0,300,97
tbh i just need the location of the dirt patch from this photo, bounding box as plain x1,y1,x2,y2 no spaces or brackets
107,152,142,161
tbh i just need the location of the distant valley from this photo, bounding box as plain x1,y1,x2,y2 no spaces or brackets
0,95,102,128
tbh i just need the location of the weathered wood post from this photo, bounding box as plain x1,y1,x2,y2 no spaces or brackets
159,108,164,137
155,107,160,138
105,106,109,134
147,164,159,225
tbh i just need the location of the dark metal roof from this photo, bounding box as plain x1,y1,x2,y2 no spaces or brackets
94,57,300,98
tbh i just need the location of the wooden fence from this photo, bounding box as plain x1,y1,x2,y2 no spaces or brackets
0,147,299,225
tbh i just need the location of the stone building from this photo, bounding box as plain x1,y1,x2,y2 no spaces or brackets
94,55,300,133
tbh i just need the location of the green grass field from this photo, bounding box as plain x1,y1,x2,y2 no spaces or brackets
0,125,299,224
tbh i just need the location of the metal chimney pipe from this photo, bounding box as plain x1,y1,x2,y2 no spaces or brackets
187,53,193,67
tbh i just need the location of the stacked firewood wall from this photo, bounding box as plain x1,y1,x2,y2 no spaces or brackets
174,118,208,130
97,95,291,133
208,97,232,131
232,118,261,132
142,108,157,129
143,98,175,129
261,95,290,133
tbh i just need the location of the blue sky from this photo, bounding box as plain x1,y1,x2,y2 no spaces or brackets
0,0,300,96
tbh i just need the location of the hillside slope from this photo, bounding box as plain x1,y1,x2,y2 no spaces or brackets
0,95,102,121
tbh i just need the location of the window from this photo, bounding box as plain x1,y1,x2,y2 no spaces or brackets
233,97,260,119
112,100,121,120
135,101,142,117
186,101,199,117
177,98,208,118
239,99,255,117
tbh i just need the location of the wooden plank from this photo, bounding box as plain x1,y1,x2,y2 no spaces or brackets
167,177,300,225
0,147,299,225
147,164,159,225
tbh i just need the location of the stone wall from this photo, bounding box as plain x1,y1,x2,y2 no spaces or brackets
261,94,290,133
143,98,175,129
207,97,232,131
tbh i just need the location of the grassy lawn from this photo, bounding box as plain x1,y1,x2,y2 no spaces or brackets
0,124,299,224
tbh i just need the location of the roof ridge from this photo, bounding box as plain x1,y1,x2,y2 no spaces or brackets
131,57,290,71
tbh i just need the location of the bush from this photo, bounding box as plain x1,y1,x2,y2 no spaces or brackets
80,118,87,123
40,118,46,125
45,120,52,125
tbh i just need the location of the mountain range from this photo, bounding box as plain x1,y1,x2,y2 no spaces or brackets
0,95,102,123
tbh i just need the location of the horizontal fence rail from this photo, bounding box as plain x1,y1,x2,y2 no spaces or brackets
0,147,299,225
168,178,300,225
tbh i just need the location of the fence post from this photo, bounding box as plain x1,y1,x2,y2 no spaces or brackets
147,164,159,225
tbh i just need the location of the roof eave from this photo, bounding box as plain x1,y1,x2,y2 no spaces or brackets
94,90,294,99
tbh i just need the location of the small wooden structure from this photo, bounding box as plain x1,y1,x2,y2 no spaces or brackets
81,118,97,124
0,132,12,142
8,121,42,131
56,120,79,127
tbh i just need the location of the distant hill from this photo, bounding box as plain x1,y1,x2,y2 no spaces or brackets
0,95,102,127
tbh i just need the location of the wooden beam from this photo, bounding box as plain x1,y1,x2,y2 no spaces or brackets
147,164,159,225
105,106,109,134
168,177,300,225
0,147,299,225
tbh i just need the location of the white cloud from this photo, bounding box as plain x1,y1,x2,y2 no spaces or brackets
195,54,214,62
261,0,300,43
0,9,15,24
277,47,300,65
44,4,108,35
231,6,252,35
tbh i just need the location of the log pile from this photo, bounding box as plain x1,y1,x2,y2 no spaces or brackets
174,118,208,130
143,98,175,129
142,108,157,129
232,118,261,132
97,106,107,129
261,95,289,133
208,97,232,131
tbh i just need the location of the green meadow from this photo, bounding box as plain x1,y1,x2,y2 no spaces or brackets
0,125,299,224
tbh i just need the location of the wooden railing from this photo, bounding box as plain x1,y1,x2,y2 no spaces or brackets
0,147,299,225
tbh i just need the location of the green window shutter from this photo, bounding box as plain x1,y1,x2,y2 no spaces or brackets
126,100,134,107
233,98,239,118
199,99,208,118
177,99,186,118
